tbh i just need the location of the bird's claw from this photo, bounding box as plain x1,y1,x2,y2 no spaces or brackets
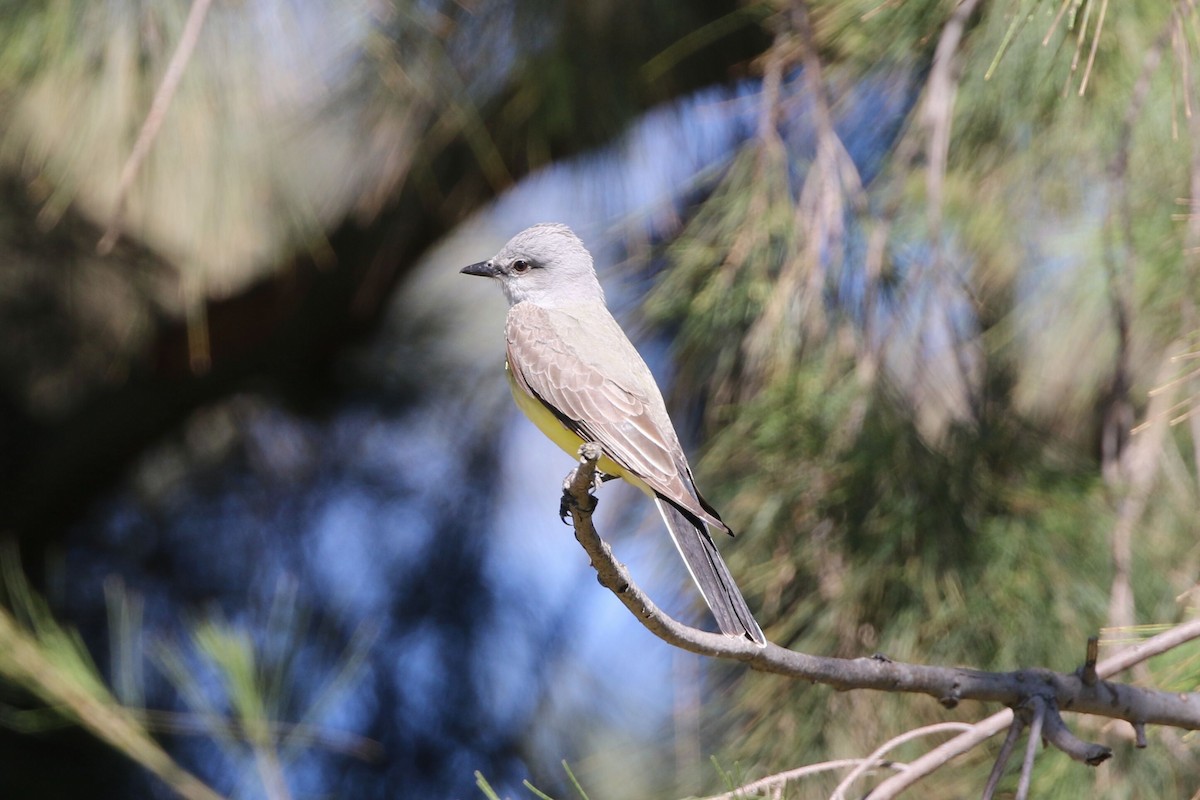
559,466,601,523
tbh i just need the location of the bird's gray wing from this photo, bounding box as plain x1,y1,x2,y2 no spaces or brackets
505,303,726,532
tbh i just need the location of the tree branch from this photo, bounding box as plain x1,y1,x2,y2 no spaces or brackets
869,619,1200,797
560,444,1200,789
97,0,214,255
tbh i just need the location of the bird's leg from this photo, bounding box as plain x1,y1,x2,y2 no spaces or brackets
560,442,604,523
560,471,599,522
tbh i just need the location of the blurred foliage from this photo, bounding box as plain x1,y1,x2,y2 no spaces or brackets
646,141,800,412
3,0,1200,798
0,0,449,298
800,0,956,68
0,0,771,539
0,547,225,800
640,0,1200,797
0,0,768,306
0,542,388,800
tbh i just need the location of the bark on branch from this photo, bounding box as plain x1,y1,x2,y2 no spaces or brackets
559,444,1200,786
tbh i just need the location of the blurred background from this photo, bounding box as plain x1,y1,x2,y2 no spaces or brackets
1,1,1199,798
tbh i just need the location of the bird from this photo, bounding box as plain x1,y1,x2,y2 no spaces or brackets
461,222,765,645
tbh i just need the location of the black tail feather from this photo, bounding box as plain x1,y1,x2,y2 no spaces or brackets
654,498,766,646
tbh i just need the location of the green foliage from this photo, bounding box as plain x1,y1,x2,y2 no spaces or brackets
804,0,957,69
5,0,1200,796
0,547,225,800
691,333,1197,796
152,584,378,772
0,550,378,800
475,760,594,800
639,2,1200,796
645,141,800,413
0,0,81,88
475,770,505,800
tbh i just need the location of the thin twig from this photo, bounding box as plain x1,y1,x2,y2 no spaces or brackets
1043,0,1075,45
829,722,974,799
1063,0,1094,95
701,758,907,800
922,0,984,246
1015,696,1046,800
1077,0,1109,95
98,0,215,254
867,712,1014,799
981,716,1025,800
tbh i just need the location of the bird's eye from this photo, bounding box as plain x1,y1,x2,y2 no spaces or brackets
512,259,531,274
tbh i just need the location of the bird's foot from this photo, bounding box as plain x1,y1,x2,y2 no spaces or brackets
559,471,599,523
560,443,605,523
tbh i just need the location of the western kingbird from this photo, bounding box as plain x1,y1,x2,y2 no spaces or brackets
462,223,765,646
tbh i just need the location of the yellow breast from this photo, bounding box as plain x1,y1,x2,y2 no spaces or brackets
505,360,648,492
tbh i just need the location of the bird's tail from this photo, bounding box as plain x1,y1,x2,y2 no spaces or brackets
654,498,766,646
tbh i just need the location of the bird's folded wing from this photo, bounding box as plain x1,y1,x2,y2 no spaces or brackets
505,304,722,530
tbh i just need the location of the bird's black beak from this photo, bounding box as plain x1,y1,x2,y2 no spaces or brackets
461,260,498,278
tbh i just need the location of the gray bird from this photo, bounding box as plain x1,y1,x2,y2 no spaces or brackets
462,223,765,645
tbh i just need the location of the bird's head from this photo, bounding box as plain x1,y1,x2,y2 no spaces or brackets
461,223,605,307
